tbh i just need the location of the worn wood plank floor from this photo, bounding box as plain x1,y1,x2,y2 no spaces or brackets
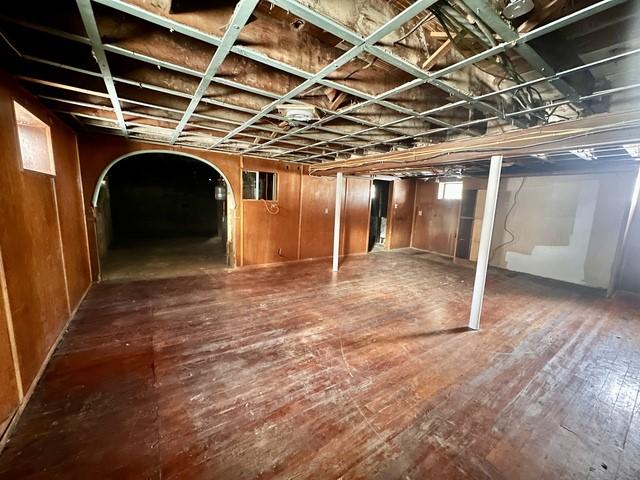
1,250,639,479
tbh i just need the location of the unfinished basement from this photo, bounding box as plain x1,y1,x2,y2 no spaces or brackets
0,0,640,478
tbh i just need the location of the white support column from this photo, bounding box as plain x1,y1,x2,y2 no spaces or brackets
332,172,344,272
468,155,503,330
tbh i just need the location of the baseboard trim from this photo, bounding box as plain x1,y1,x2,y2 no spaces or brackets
238,251,370,271
0,282,92,454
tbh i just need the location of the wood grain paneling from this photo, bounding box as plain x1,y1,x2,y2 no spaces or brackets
77,136,378,270
0,78,69,391
387,179,415,249
0,73,91,406
242,158,303,265
53,127,91,308
0,249,19,434
341,177,371,256
299,175,336,260
411,180,459,256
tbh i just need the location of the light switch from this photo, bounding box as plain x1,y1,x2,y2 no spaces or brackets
324,208,329,214
418,210,423,216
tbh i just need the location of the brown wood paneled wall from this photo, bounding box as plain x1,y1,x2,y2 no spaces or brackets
77,138,375,269
0,249,19,436
299,175,336,260
0,73,92,433
241,158,304,265
387,179,416,249
341,177,372,256
411,180,460,256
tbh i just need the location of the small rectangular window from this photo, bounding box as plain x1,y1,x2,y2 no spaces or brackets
242,170,277,200
437,181,463,200
13,102,55,176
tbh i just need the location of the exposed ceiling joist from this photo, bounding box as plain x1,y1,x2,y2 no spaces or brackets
0,0,634,162
253,0,626,159
210,0,443,150
458,0,593,114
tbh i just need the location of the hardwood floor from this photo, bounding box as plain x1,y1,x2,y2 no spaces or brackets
1,250,639,479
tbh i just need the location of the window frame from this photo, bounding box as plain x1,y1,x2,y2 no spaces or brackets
12,100,56,177
437,181,463,201
242,170,278,201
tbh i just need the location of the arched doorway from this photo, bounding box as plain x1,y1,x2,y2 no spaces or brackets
92,151,235,281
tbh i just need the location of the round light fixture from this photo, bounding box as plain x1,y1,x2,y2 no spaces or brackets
503,0,534,19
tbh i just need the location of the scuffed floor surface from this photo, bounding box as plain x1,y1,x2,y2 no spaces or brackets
1,250,640,479
101,236,228,282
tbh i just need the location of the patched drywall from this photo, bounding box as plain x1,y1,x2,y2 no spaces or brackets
489,173,635,289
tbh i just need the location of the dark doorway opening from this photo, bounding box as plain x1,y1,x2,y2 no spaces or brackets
96,153,229,281
455,189,478,260
368,180,391,252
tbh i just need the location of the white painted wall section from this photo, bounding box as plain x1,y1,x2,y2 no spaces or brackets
489,173,635,289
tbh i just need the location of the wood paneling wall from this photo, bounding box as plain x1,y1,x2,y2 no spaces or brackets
241,158,303,265
77,136,373,269
411,180,459,256
0,72,91,432
242,167,371,264
387,179,416,249
341,177,372,256
0,249,19,436
299,175,336,260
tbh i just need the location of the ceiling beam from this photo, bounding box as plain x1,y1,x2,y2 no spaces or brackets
93,0,461,141
303,81,640,162
278,20,639,161
39,95,329,153
0,15,408,139
249,0,620,157
11,50,379,150
76,0,128,137
267,0,514,126
271,0,624,158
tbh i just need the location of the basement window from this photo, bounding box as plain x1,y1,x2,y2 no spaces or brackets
438,181,463,200
13,102,55,176
242,170,277,200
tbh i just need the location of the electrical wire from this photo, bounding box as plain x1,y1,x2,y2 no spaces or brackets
342,57,377,82
430,2,550,124
392,13,434,46
489,176,526,262
263,200,280,215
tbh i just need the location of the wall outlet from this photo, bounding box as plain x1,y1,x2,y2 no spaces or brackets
418,210,423,216
323,208,329,214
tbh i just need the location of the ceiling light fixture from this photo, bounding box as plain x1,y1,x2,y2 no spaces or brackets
278,104,319,124
503,0,534,19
